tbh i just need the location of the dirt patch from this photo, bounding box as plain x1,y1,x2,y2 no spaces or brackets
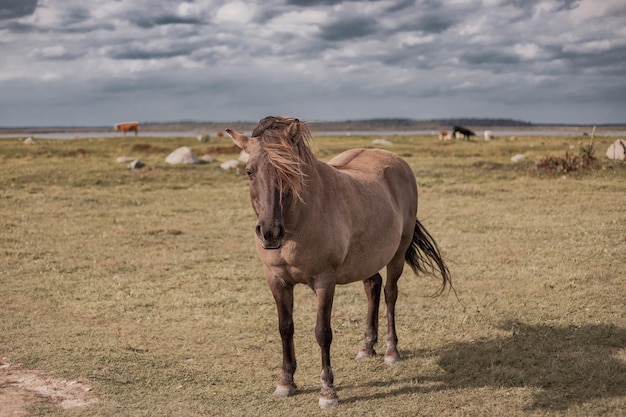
131,143,171,153
0,358,97,416
203,144,241,154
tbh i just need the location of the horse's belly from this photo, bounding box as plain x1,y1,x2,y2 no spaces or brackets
332,220,404,284
334,243,399,284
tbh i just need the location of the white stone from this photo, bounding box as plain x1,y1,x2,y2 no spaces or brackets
238,150,249,163
606,139,626,160
511,154,525,163
165,146,199,164
220,159,240,170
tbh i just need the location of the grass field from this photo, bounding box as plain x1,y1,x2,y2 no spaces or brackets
1,133,625,416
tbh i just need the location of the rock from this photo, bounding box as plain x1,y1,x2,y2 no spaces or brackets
484,130,494,141
116,156,135,163
165,146,199,164
511,154,525,163
127,159,145,169
606,139,626,160
199,154,216,163
372,139,393,146
23,137,36,144
220,159,240,170
238,150,249,163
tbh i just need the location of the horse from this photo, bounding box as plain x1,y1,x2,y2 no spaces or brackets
226,116,452,408
114,121,140,136
452,125,475,140
438,130,451,140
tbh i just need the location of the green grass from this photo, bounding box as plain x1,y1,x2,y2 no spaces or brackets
1,134,625,416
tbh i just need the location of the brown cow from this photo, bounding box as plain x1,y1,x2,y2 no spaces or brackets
114,121,140,136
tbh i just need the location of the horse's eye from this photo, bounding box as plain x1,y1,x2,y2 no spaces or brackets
245,169,253,179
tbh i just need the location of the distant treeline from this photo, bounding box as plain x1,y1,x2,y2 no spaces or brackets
307,118,533,131
140,117,534,132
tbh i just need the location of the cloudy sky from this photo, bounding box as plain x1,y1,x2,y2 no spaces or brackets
1,0,624,126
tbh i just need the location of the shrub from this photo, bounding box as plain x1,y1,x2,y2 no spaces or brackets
535,141,597,174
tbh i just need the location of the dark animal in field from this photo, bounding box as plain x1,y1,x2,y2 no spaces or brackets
227,116,452,408
452,125,475,140
114,121,140,136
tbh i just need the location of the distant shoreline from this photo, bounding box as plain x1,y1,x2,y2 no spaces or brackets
1,119,624,135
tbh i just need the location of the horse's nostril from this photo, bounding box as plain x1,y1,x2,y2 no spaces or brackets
256,224,262,237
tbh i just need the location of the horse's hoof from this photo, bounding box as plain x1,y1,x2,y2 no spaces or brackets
355,350,375,360
384,355,401,365
274,384,296,398
319,396,339,409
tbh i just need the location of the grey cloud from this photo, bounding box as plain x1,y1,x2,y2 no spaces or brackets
0,0,37,20
461,50,521,67
0,4,104,34
108,45,198,60
1,20,115,34
409,13,455,34
385,0,417,14
64,7,91,25
287,0,356,6
32,49,83,62
504,0,581,15
0,21,33,33
380,46,440,70
131,14,204,29
320,16,378,41
550,44,626,75
0,0,624,125
554,0,581,11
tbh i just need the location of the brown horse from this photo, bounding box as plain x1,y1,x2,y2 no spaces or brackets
226,117,451,408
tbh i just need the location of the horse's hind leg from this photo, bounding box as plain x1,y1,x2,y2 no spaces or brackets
384,259,405,364
356,273,382,360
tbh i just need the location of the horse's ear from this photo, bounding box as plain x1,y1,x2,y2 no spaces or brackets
287,119,301,143
226,129,250,152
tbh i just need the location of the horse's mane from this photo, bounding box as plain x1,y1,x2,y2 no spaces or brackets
252,116,315,202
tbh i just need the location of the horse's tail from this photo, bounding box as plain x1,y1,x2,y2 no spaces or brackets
405,219,452,296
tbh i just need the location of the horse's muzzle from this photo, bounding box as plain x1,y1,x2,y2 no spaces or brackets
256,223,285,250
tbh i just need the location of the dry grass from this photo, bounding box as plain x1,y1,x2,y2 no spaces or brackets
1,133,625,416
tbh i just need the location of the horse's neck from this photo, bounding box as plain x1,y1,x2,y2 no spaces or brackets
291,158,341,215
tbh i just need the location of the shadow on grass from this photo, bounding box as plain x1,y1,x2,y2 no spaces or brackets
342,322,626,411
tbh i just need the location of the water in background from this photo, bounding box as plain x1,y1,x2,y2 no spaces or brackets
1,129,625,140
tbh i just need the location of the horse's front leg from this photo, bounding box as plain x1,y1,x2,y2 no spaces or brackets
356,273,382,360
267,276,297,398
314,280,339,408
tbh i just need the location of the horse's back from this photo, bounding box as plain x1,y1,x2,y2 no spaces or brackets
329,148,398,172
328,148,417,202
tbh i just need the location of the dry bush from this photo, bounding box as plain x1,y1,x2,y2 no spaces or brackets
534,141,598,174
